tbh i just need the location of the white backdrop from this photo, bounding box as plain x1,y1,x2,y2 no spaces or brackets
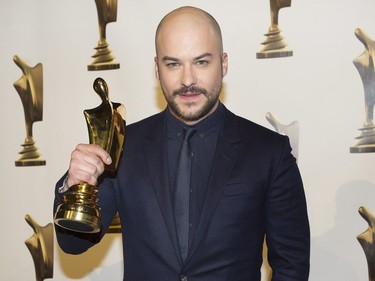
1,0,375,280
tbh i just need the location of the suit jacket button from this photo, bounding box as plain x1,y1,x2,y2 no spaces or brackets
180,275,188,281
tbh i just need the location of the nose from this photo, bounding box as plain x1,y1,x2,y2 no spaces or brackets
180,65,197,88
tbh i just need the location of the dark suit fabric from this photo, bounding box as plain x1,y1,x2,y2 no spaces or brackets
54,106,310,281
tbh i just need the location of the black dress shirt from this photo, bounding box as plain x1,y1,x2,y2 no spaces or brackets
166,103,225,247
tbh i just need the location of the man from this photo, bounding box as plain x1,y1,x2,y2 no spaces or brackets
54,6,310,281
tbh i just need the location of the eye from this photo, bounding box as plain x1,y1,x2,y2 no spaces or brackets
196,60,208,66
166,62,180,69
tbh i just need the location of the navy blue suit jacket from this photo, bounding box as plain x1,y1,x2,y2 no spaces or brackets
54,106,310,281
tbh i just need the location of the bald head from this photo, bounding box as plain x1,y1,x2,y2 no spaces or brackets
155,6,223,55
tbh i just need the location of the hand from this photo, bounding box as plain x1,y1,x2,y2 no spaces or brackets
66,143,112,188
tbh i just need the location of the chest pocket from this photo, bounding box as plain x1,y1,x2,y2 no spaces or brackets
217,180,266,227
223,180,265,197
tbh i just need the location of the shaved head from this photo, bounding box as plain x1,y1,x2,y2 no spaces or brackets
155,6,223,55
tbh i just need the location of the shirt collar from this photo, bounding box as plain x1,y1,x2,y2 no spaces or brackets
166,102,225,140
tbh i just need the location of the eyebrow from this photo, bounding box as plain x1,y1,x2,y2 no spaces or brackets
195,53,213,61
162,52,214,62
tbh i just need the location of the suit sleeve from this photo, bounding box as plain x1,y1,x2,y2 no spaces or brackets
266,137,310,281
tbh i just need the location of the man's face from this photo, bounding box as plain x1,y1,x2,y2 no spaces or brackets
155,14,228,125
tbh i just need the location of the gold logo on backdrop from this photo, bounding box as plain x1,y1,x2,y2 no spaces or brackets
88,0,120,71
25,214,53,281
257,0,293,59
13,55,46,166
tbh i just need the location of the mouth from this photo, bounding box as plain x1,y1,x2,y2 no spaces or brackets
177,92,201,104
179,91,200,97
174,86,207,97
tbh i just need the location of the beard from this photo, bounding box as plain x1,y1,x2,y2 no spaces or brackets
164,84,222,123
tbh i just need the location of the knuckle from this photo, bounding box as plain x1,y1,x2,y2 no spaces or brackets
80,172,92,183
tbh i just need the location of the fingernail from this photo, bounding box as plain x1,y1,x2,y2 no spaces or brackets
107,157,112,164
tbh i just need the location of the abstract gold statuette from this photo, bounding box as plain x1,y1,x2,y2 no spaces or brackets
357,206,375,281
257,0,293,59
13,55,46,166
266,112,299,162
24,214,54,281
350,28,375,153
88,0,120,71
54,77,125,233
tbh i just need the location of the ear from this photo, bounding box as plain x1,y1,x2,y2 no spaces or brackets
154,56,160,80
221,52,228,77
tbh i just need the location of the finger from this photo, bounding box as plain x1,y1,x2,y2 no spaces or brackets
78,143,112,165
67,144,109,186
68,168,99,187
68,159,102,187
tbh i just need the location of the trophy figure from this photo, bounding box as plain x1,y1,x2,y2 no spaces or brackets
54,77,125,233
257,0,293,59
357,206,375,281
266,112,299,162
88,0,120,71
13,55,46,166
350,28,375,153
24,214,54,281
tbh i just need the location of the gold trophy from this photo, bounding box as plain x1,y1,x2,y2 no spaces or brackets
257,0,293,59
54,77,125,233
88,0,120,71
24,215,54,281
13,55,46,166
350,28,375,153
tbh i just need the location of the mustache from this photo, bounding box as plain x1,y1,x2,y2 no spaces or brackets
173,86,208,96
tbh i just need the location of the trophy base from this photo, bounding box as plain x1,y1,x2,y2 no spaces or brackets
15,159,46,166
16,139,45,166
54,203,100,233
87,62,120,71
350,145,375,153
257,50,293,59
350,124,375,153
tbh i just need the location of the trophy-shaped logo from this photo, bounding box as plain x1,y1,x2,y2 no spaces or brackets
54,77,125,233
88,0,120,71
350,28,375,153
25,214,54,281
13,55,46,166
357,206,375,281
266,112,299,162
257,0,293,59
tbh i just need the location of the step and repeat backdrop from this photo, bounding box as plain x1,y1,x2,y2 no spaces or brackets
1,0,375,280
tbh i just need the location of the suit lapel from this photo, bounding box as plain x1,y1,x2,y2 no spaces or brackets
186,111,242,262
142,113,182,264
